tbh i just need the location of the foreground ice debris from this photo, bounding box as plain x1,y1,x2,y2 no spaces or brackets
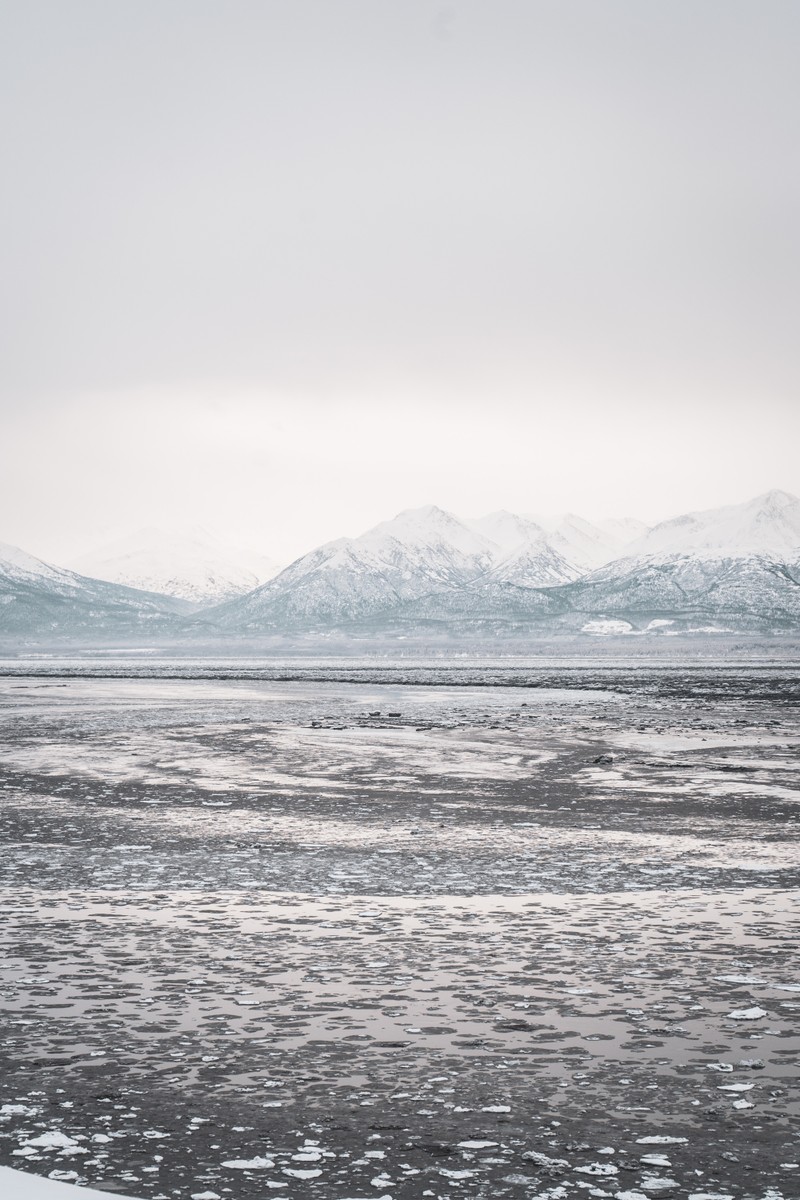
635,1136,689,1145
13,1133,86,1156
0,665,797,1200
220,1155,275,1168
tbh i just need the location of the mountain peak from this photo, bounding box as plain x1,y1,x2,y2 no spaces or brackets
0,540,65,583
630,490,800,559
465,511,549,551
390,504,458,525
749,488,798,514
363,505,493,555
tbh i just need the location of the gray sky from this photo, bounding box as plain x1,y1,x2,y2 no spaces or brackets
1,0,798,563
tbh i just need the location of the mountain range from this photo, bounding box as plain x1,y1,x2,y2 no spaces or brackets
1,490,798,642
203,505,643,632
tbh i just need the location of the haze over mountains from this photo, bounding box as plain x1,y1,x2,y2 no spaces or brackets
72,528,283,606
1,490,798,642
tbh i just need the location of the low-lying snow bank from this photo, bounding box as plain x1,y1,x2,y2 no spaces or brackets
0,1166,139,1200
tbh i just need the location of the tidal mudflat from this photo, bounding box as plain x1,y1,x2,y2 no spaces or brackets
0,660,798,1200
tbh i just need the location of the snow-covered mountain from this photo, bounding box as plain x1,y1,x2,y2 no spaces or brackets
572,553,800,630
465,510,550,551
625,489,800,559
5,491,798,640
205,506,502,630
203,504,646,632
0,540,189,640
563,491,800,633
467,510,647,574
595,516,651,545
201,491,800,636
525,512,647,571
0,541,77,588
483,538,577,588
464,511,579,586
71,528,282,606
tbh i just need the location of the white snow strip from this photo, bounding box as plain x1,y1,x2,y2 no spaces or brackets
0,1165,140,1200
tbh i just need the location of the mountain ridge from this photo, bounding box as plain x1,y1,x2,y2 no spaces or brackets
3,490,799,641
199,491,800,637
0,540,191,639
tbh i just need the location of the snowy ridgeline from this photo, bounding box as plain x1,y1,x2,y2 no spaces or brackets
1,489,799,637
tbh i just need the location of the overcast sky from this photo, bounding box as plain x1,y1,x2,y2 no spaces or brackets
1,0,798,564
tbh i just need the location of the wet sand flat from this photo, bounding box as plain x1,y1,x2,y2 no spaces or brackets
0,663,798,1199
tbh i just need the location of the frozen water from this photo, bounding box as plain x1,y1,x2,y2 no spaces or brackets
0,659,797,1200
